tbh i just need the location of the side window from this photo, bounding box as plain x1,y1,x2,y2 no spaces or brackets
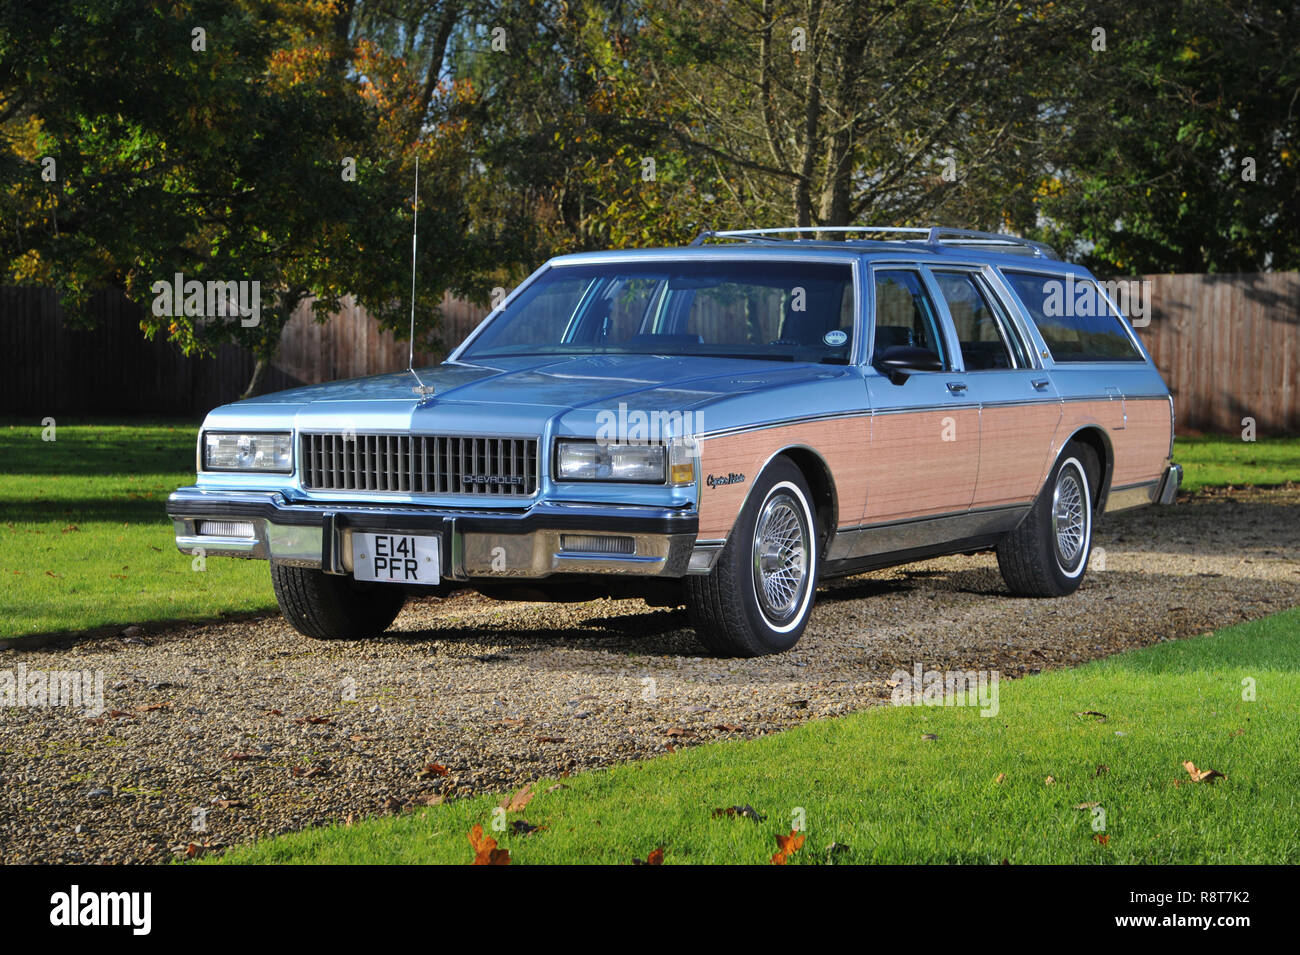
872,269,948,368
1002,270,1144,362
933,271,1027,370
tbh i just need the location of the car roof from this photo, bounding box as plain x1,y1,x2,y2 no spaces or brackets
549,242,1091,276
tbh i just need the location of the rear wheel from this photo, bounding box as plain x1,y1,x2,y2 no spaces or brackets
686,458,819,657
996,441,1097,597
270,564,406,640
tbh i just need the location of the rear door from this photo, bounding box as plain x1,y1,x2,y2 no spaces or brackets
927,266,1062,509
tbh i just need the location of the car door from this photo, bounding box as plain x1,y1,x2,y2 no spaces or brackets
863,266,980,524
928,267,1062,510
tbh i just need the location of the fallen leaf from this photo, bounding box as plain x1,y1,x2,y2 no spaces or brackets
211,798,245,809
1095,834,1110,845
174,841,223,859
713,723,744,733
532,735,566,744
412,794,445,807
665,727,694,737
771,830,806,865
1044,776,1056,785
468,825,511,865
544,783,569,794
825,842,851,860
1183,760,1226,784
290,764,328,778
499,782,535,813
417,762,450,779
294,716,331,725
495,717,526,729
712,805,766,823
1095,764,1110,776
266,708,284,716
139,702,171,713
1074,802,1100,810
995,773,1006,784
632,846,664,865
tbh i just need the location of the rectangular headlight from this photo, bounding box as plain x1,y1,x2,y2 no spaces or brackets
555,440,665,482
203,432,292,472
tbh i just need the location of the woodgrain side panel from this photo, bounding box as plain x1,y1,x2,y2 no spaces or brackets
696,416,869,540
972,401,1063,508
862,408,980,523
1054,398,1171,490
1111,398,1173,486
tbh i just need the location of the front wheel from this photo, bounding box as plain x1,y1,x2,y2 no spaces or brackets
270,564,407,640
996,442,1097,597
686,458,820,657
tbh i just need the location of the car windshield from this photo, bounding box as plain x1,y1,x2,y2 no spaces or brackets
459,260,855,363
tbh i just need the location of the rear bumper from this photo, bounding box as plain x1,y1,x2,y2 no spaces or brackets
1103,462,1182,512
1156,462,1182,505
167,488,701,580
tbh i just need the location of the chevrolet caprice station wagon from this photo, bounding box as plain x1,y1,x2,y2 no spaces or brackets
168,227,1181,657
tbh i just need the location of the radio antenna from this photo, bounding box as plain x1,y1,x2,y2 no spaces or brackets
408,154,434,397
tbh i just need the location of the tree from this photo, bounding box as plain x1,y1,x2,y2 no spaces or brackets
0,0,519,397
625,0,1093,233
1032,0,1300,274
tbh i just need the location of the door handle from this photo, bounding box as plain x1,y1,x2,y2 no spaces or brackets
1031,378,1050,391
946,381,967,394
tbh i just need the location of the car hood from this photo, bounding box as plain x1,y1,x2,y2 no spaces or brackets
223,354,847,436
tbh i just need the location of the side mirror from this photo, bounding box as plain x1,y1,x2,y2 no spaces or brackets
874,344,944,381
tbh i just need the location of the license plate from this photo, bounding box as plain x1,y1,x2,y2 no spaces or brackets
352,533,440,584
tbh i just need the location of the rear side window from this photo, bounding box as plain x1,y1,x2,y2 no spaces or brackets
933,270,1029,370
1002,271,1143,362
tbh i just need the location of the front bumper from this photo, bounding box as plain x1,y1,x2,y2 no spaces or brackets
167,488,702,580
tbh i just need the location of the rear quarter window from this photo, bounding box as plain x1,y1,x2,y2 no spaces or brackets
1002,270,1144,363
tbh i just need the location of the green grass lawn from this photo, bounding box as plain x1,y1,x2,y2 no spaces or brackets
214,608,1300,864
0,419,274,640
1175,435,1300,493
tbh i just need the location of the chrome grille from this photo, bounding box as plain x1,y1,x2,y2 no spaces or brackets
300,433,537,497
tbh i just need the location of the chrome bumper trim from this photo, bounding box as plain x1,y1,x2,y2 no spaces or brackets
1156,463,1182,505
168,488,698,580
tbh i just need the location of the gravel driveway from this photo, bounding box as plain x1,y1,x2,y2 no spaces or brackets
2,486,1298,864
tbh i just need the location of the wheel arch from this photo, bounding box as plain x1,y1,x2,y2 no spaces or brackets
1062,425,1113,509
764,446,837,556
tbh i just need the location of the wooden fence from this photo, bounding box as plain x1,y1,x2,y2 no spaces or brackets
2,272,1297,433
1136,272,1298,434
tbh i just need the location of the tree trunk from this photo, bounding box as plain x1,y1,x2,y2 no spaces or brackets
241,357,270,401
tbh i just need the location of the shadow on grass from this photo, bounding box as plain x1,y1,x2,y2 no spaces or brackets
1,497,174,525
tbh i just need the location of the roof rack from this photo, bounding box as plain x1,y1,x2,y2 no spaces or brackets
689,225,1058,259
